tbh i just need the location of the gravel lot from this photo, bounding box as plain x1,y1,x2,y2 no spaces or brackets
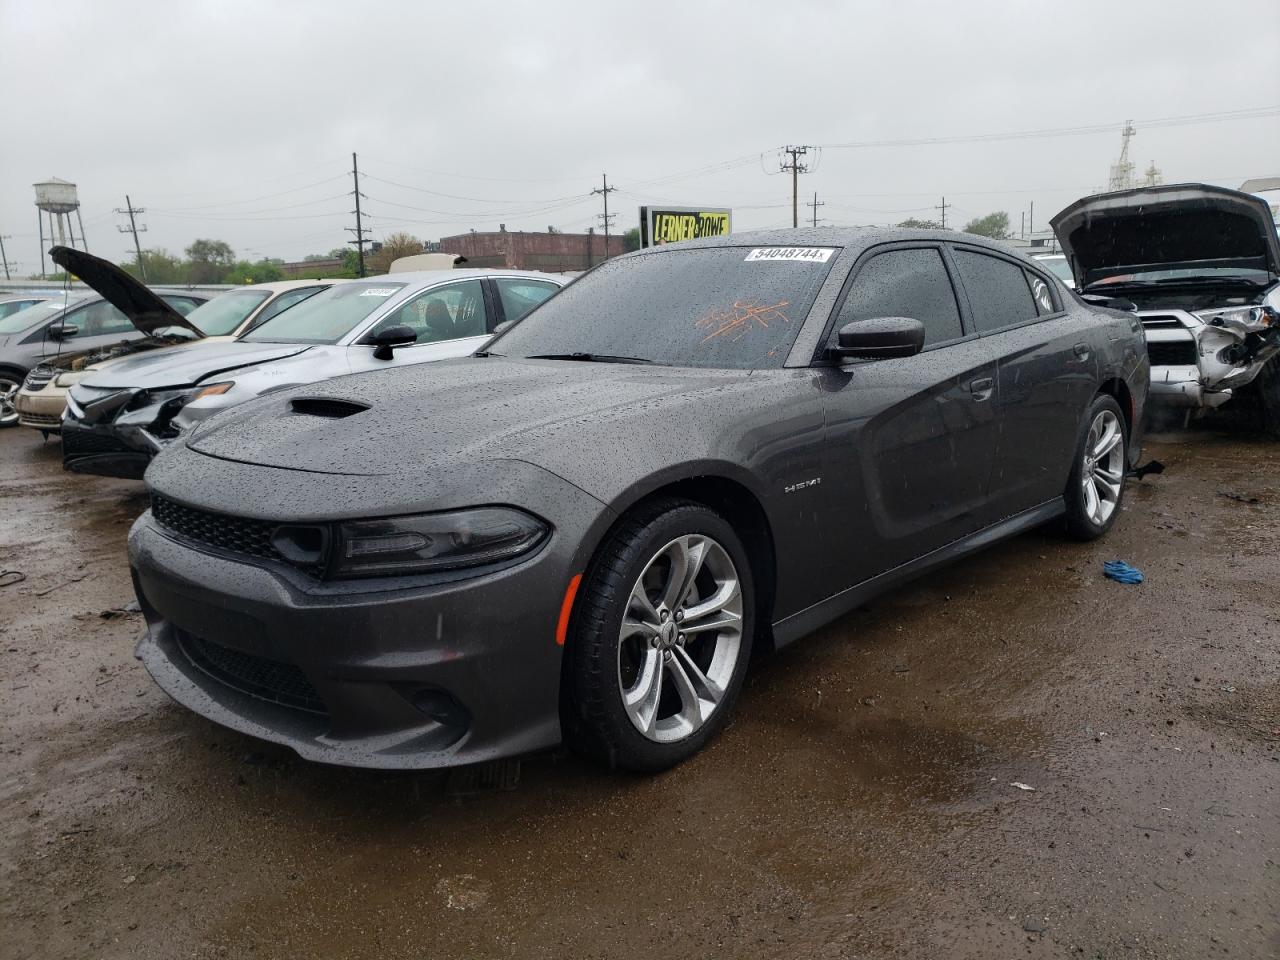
1,426,1277,959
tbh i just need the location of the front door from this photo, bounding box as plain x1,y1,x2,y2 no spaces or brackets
348,279,494,375
816,245,1000,592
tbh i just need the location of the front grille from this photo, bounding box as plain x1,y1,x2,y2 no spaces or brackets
63,428,132,456
177,631,327,715
1146,340,1198,366
1140,314,1185,328
23,368,55,391
20,412,61,428
152,494,285,564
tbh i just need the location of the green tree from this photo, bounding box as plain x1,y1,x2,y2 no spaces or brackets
623,226,641,252
896,217,944,230
962,212,1012,240
184,239,236,283
122,248,186,283
224,259,284,285
367,232,424,274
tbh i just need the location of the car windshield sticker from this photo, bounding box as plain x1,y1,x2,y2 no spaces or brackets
744,247,835,263
359,287,399,297
696,299,791,343
1031,277,1054,312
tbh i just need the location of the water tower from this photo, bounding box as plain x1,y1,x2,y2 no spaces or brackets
34,177,88,278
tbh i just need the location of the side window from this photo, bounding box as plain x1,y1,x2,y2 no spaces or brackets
160,295,203,316
833,248,963,347
368,279,488,345
251,287,324,328
952,250,1038,332
494,279,559,327
1025,270,1057,316
71,301,134,337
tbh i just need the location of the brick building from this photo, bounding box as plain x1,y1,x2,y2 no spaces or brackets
438,227,624,272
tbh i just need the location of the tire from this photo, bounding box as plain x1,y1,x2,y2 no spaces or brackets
0,368,26,429
1064,394,1129,541
1244,357,1280,439
563,498,755,773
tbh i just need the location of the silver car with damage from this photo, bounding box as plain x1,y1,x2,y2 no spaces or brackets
62,263,567,477
1051,183,1280,432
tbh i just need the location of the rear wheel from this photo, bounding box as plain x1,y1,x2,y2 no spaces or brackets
564,499,754,773
1064,394,1128,541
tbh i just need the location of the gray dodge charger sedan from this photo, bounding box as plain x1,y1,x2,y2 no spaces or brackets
128,228,1148,773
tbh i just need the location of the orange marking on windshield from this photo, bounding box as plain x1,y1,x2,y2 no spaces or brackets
696,299,790,343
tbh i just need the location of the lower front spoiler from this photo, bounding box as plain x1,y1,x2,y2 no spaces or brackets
61,418,156,478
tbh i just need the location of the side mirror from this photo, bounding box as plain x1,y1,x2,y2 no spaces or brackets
831,317,925,360
367,324,416,361
48,322,79,341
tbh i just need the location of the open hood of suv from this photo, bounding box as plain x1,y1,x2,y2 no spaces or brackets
49,246,205,338
1050,183,1280,288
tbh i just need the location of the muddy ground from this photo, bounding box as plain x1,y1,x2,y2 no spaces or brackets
1,426,1276,960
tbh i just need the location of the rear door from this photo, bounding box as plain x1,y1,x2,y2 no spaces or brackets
816,244,1001,587
348,279,493,375
949,246,1096,519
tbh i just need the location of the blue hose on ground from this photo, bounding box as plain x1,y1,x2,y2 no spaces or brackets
1103,560,1144,584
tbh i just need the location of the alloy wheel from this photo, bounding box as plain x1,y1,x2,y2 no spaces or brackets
617,534,744,743
0,378,20,426
1081,408,1124,526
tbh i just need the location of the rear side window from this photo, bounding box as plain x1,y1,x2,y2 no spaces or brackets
1025,270,1057,315
494,279,559,327
833,248,963,346
953,250,1038,332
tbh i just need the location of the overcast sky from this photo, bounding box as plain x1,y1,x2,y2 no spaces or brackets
2,0,1277,274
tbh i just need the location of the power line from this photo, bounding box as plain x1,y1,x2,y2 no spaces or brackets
780,146,811,228
114,196,148,280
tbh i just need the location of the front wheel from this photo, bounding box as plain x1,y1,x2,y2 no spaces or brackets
563,499,754,773
0,371,24,428
1064,394,1129,541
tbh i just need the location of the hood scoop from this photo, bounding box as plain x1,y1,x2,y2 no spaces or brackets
290,397,370,419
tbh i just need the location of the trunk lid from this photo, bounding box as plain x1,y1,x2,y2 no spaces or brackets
49,246,205,338
1050,183,1280,288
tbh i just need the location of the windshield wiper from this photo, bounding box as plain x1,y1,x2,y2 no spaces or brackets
524,352,654,364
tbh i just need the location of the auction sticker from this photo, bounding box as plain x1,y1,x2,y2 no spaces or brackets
359,287,400,296
744,247,835,263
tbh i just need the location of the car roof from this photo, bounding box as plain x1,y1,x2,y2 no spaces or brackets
629,226,1027,257
360,268,569,285
220,279,346,294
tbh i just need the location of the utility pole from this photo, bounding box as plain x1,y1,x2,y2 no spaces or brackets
805,191,825,228
115,196,147,280
780,146,811,228
935,196,950,230
591,174,617,258
346,151,370,277
0,235,10,280
1028,200,1034,237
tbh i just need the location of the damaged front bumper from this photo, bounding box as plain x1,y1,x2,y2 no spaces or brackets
1140,306,1280,410
62,385,181,478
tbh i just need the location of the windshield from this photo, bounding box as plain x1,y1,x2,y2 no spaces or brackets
490,246,837,368
241,282,406,344
0,298,76,335
187,290,270,336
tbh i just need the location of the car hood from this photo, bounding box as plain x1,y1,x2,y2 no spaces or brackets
186,357,763,476
1050,183,1280,287
49,246,205,338
80,340,312,389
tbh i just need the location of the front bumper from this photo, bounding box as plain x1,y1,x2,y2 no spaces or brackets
1147,364,1233,409
61,416,157,478
15,386,67,431
128,481,606,769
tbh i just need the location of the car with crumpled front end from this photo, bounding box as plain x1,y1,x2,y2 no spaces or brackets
61,263,566,477
1051,183,1280,432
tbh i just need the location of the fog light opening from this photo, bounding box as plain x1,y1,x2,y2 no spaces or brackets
411,688,470,729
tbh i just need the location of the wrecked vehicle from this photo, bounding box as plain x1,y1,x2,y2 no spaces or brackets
60,247,567,477
127,227,1147,773
1,287,207,429
1051,184,1280,433
16,255,339,436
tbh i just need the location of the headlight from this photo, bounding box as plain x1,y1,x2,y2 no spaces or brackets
1193,305,1276,330
54,371,84,388
333,507,549,578
191,381,234,401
